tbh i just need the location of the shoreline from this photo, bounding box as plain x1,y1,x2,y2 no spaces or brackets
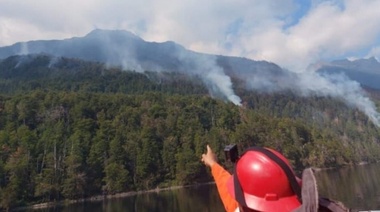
14,162,378,211
14,182,215,211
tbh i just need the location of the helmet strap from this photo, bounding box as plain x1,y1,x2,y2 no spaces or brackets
233,163,248,207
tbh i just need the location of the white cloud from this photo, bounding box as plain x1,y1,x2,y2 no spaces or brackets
0,0,295,46
367,46,380,61
1,0,380,72
0,18,72,45
225,0,380,72
287,0,380,69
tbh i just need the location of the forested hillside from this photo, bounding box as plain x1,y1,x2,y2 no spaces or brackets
1,55,380,210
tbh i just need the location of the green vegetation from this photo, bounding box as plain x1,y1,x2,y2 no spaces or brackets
0,55,379,210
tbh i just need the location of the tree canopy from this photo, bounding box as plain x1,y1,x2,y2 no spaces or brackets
0,55,379,210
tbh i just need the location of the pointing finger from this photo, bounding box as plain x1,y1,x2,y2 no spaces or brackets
206,145,211,153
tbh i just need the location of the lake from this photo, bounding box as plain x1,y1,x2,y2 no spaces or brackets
27,163,380,211
315,163,380,210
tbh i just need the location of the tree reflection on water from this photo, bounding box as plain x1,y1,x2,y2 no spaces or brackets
315,163,380,210
29,164,380,211
28,184,225,212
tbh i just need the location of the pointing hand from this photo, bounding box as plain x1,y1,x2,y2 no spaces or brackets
201,145,217,167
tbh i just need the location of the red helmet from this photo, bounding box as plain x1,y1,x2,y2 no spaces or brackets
226,147,301,212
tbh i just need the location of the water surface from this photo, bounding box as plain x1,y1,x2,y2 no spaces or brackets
315,163,380,210
29,163,380,211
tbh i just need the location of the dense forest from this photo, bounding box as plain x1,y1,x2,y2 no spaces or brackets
1,55,380,210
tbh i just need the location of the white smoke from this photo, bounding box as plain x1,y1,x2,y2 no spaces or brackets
242,63,380,127
175,50,242,106
48,56,61,68
120,59,144,73
8,30,379,123
205,69,242,106
108,34,242,105
14,42,31,68
296,72,380,127
20,42,29,55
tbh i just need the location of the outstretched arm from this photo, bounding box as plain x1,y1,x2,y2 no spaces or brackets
202,145,239,212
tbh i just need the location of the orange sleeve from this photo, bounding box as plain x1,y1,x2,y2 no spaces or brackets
211,163,239,212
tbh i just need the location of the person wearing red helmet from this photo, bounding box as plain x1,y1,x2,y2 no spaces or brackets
201,145,301,212
201,145,350,212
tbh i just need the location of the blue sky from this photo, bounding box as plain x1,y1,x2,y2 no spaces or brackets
1,0,380,72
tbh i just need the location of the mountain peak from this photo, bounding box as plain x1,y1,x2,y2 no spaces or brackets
316,56,380,90
85,29,143,41
355,56,379,64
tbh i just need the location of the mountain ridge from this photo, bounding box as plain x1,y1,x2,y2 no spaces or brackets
0,29,283,73
0,29,379,92
316,57,380,90
0,29,295,105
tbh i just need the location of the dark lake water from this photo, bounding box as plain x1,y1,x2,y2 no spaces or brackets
26,184,225,212
314,163,380,211
27,163,380,212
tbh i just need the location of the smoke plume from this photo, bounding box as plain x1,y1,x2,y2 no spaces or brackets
7,29,380,126
175,51,242,105
297,72,380,127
